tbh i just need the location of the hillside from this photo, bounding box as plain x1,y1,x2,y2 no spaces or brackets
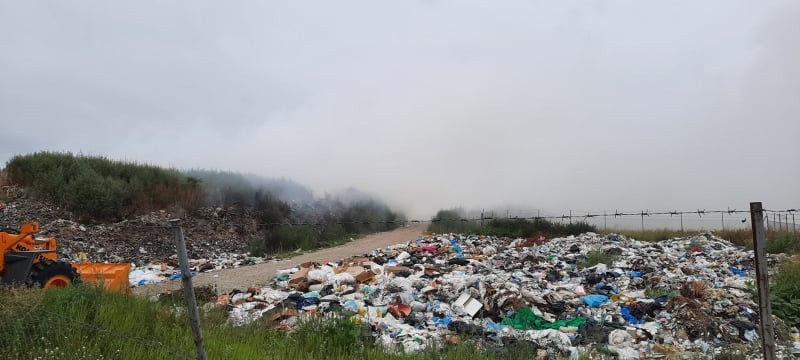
0,152,406,264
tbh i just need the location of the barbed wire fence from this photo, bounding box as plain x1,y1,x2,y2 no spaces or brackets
244,207,798,234
115,207,799,233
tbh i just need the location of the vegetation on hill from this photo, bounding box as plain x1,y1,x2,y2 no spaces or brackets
184,169,314,207
247,197,406,256
185,169,406,255
2,152,406,254
4,152,202,221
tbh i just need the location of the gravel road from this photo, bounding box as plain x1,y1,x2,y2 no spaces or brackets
132,224,427,296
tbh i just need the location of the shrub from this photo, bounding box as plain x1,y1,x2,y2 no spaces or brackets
428,209,597,239
428,208,474,234
581,250,619,268
765,233,800,255
4,152,202,221
338,200,404,234
771,260,800,328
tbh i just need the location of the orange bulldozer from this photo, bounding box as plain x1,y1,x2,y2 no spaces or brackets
0,222,130,292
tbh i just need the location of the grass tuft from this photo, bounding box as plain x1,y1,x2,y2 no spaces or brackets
581,250,619,268
771,260,800,328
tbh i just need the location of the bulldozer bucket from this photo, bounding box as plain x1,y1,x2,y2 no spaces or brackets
73,262,131,293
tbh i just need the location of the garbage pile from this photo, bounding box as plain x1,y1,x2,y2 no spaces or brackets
1,185,263,265
218,232,799,358
128,253,270,287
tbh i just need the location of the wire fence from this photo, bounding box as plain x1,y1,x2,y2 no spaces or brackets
109,206,799,233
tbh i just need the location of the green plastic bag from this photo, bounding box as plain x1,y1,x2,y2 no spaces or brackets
501,308,586,330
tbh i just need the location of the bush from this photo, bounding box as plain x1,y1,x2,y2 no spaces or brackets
478,218,596,238
428,208,474,234
765,233,800,255
4,152,202,221
248,204,402,257
428,209,597,238
771,260,800,328
339,200,405,234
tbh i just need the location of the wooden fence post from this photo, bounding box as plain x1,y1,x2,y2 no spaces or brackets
750,202,776,360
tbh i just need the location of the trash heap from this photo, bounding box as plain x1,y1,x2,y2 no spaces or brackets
217,233,800,358
128,253,268,287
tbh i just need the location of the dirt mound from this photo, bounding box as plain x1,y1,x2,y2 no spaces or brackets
0,186,260,265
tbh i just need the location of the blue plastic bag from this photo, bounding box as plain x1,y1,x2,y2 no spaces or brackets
485,321,507,331
169,271,196,280
343,300,359,312
620,308,642,325
594,283,605,290
433,316,452,327
729,266,746,277
581,294,609,308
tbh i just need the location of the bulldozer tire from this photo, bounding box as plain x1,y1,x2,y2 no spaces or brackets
29,259,79,288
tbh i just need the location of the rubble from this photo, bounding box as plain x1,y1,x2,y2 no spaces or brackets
218,232,798,358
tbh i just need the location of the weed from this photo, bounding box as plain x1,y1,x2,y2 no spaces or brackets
581,250,619,268
714,345,749,360
771,260,800,328
644,287,677,299
686,237,705,251
765,233,800,255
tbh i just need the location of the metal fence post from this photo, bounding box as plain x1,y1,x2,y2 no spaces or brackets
750,202,776,360
171,219,207,360
640,211,644,232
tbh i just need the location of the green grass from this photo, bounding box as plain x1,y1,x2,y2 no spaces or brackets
2,285,596,360
644,287,678,299
580,250,619,268
764,232,800,255
771,260,800,328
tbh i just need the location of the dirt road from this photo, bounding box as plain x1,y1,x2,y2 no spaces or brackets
132,224,427,296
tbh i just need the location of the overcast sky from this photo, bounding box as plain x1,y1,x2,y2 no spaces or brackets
1,1,798,220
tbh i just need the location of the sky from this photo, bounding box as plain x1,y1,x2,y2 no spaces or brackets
1,1,798,222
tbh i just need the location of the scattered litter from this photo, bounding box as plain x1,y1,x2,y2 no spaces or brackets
216,232,793,357
128,253,265,287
